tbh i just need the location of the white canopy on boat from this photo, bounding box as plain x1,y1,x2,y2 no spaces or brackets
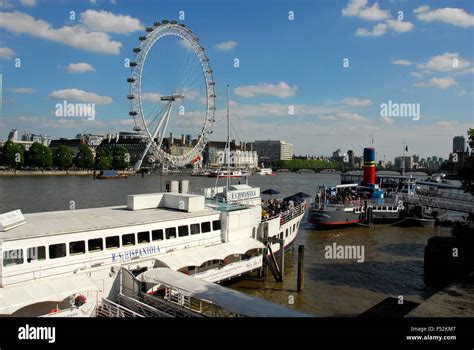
154,238,265,271
0,274,99,315
138,267,311,317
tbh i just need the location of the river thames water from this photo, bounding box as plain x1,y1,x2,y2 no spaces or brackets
0,172,452,316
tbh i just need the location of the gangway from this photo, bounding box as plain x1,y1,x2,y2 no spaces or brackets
138,267,311,317
399,193,474,214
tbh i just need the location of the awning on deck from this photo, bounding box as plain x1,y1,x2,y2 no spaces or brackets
0,274,99,315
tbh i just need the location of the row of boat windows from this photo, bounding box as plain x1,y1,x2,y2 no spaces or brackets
275,222,299,240
2,220,222,267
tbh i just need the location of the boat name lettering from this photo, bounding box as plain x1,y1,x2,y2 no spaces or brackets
228,189,258,201
112,245,160,262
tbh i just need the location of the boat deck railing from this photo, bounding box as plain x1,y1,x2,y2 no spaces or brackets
205,196,251,212
312,196,401,212
262,202,306,225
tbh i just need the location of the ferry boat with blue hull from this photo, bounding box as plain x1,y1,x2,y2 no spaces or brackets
0,181,306,317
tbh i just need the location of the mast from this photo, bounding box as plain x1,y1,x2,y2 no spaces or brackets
401,138,406,176
226,84,231,192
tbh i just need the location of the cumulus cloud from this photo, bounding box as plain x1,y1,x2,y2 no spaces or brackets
234,81,297,98
20,0,36,7
342,97,372,106
0,11,122,54
355,23,387,36
386,19,414,32
80,10,144,34
342,0,390,21
414,5,474,28
420,52,472,73
49,89,113,104
0,46,15,60
379,116,394,125
415,77,457,89
141,93,162,102
392,59,414,66
66,62,95,73
215,40,238,51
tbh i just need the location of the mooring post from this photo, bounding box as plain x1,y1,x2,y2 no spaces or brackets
261,246,268,277
279,240,284,282
297,245,304,292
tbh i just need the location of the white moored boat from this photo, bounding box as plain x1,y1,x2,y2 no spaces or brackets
0,181,306,317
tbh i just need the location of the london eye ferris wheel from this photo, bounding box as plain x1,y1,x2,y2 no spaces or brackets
127,19,216,169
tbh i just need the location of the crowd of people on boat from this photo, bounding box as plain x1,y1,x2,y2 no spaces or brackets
261,199,294,220
316,187,370,206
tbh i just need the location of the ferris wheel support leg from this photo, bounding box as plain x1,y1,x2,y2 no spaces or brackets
156,103,174,149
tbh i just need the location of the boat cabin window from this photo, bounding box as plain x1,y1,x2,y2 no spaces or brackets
212,220,221,231
178,225,189,237
49,243,66,259
201,222,211,233
69,241,86,255
190,223,200,235
165,227,177,239
27,246,46,263
3,249,23,266
152,229,164,241
122,233,136,247
106,236,120,249
88,238,103,252
137,231,150,244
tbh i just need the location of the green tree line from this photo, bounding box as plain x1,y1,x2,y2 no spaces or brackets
275,159,343,171
0,142,130,170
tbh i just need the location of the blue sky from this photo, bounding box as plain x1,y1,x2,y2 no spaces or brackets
1,0,473,161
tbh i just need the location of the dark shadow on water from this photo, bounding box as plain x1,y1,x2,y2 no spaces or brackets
309,259,439,299
377,242,426,259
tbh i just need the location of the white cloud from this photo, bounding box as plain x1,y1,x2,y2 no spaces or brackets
379,116,394,125
6,87,36,93
0,11,122,54
420,52,472,73
215,40,238,51
142,92,162,102
179,39,194,51
386,19,414,32
234,81,297,98
80,10,143,34
410,71,424,79
392,59,414,66
0,46,15,60
413,5,430,15
414,5,474,28
49,89,113,104
183,89,200,100
342,0,390,21
20,0,36,7
355,23,387,36
319,115,337,121
318,113,368,122
66,62,95,73
14,116,105,129
415,77,457,89
342,97,372,106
